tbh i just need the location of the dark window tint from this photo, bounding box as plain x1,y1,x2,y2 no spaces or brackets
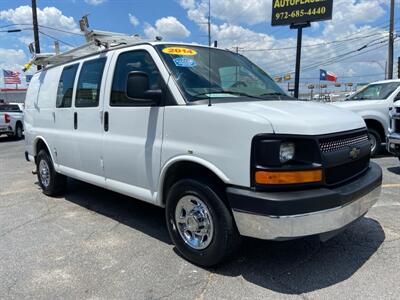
0,104,21,112
56,64,78,108
111,51,161,106
75,58,106,107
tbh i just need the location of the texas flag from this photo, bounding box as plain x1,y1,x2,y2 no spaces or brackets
320,69,337,82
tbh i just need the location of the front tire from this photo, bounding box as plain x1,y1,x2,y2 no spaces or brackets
368,128,381,157
36,150,66,196
165,178,239,267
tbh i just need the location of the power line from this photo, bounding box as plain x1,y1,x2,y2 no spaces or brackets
38,30,75,47
251,24,398,71
272,38,392,77
240,32,388,52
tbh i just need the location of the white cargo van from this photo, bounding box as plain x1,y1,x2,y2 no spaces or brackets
25,42,382,266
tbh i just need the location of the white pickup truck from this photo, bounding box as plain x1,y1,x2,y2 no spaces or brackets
387,100,400,161
331,80,400,156
24,42,382,266
0,103,24,139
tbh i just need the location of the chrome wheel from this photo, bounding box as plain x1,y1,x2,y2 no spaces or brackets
39,160,50,188
174,195,214,250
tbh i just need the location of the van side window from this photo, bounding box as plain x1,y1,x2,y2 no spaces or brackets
75,57,107,107
56,64,78,108
111,51,161,106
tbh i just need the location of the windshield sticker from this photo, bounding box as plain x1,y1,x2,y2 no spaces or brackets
173,57,197,68
162,47,197,56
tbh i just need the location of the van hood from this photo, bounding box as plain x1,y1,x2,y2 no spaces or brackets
214,100,365,135
329,100,371,109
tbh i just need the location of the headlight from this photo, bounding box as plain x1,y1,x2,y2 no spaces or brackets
279,142,295,163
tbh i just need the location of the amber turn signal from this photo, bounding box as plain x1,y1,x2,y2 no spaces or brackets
255,169,323,185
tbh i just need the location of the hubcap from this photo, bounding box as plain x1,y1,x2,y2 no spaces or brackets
369,133,377,153
39,160,50,188
174,195,214,250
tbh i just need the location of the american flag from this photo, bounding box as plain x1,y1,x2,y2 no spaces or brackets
3,69,21,84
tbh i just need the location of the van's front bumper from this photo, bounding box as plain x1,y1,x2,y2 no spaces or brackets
387,133,400,157
227,162,382,240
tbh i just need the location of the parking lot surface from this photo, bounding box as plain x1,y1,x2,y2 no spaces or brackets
1,137,399,299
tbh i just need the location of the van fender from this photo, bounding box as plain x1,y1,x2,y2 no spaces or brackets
33,136,57,167
157,155,230,206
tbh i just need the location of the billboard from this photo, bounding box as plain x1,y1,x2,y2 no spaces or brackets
271,0,333,26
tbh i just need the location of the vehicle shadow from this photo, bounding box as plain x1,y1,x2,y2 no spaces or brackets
0,136,23,143
64,178,171,244
62,178,385,295
214,217,385,294
387,166,400,175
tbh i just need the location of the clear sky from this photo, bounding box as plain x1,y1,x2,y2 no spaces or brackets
0,0,399,90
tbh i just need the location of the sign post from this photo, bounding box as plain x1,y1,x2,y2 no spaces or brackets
271,0,333,99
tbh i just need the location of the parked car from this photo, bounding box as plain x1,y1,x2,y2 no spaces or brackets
0,103,24,139
330,80,400,156
25,42,382,266
387,100,400,161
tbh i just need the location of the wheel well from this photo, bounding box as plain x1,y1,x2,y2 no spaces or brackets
365,119,385,141
162,161,228,206
15,120,23,128
35,139,50,158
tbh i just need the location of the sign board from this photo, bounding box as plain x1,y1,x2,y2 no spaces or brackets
271,0,333,26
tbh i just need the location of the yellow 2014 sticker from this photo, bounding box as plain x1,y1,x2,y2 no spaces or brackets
162,47,197,56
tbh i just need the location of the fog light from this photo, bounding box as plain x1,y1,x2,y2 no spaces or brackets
280,142,295,163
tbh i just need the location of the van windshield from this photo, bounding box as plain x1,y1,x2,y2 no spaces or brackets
347,82,400,101
156,44,290,102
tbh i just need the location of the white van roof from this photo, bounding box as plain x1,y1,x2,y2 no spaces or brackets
32,30,214,69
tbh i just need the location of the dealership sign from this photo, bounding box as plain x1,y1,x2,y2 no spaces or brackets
271,0,333,26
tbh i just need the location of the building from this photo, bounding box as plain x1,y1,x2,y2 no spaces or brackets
0,88,27,104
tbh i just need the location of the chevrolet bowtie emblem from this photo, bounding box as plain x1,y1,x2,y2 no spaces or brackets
349,147,361,160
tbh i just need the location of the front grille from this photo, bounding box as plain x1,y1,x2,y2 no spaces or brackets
319,131,369,153
394,119,400,133
325,156,370,185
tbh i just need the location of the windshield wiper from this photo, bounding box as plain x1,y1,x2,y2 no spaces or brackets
194,90,265,100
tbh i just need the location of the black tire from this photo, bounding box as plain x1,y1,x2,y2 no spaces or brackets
36,150,66,196
165,178,240,267
368,128,381,157
14,123,23,140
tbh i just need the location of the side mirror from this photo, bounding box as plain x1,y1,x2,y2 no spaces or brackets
127,71,162,103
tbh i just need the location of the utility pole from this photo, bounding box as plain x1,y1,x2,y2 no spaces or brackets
207,0,211,46
32,0,40,54
32,0,41,69
388,0,395,79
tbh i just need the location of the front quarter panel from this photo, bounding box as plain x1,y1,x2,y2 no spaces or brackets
161,105,274,188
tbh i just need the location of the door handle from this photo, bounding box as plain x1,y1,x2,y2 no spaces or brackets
104,111,109,132
74,112,78,130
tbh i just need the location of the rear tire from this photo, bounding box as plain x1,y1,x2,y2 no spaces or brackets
165,178,240,267
36,150,66,196
368,128,381,157
15,123,23,140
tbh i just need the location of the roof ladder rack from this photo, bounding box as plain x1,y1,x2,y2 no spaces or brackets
31,30,146,67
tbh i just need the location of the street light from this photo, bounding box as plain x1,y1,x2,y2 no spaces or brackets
366,60,388,80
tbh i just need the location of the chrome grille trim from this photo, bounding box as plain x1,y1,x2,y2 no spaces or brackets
319,132,369,153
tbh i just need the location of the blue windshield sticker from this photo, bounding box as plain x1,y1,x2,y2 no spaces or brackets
173,57,197,68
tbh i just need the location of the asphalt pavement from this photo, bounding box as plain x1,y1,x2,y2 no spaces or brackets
1,137,399,299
